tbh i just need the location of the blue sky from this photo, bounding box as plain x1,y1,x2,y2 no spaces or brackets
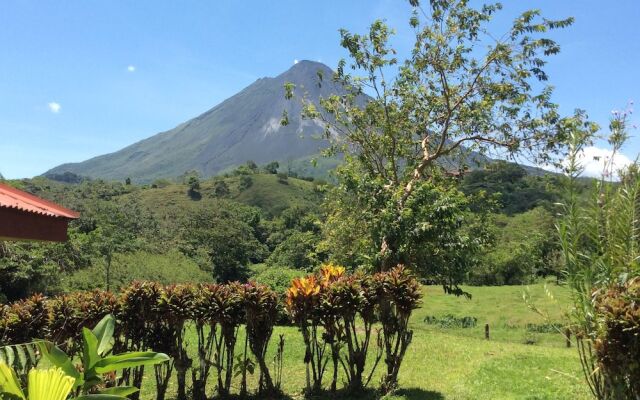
1,0,638,179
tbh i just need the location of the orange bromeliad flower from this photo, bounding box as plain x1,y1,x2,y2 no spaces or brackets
319,263,345,286
285,275,321,308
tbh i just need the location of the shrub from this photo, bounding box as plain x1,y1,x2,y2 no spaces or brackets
424,314,478,329
377,266,422,393
286,264,422,394
593,278,640,399
119,281,169,400
241,282,279,395
557,109,639,399
157,284,195,400
0,294,48,347
190,283,220,400
285,274,325,394
210,283,244,397
47,290,119,356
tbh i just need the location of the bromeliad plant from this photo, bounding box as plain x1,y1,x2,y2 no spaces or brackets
286,274,326,394
376,266,422,393
210,283,244,397
241,282,280,395
156,284,194,400
119,281,169,400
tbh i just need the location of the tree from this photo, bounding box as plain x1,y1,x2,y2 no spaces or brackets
213,180,230,197
263,161,280,174
285,0,576,282
238,175,253,191
460,161,560,214
187,176,201,198
266,231,322,270
246,160,258,172
181,203,268,282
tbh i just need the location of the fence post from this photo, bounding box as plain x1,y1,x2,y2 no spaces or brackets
565,328,571,348
485,323,490,340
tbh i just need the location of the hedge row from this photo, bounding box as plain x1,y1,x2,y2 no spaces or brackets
0,265,422,399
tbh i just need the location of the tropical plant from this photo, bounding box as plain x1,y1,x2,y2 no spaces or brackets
210,283,244,397
377,266,422,393
320,270,382,392
38,314,169,398
118,281,167,400
156,284,194,400
0,365,76,400
285,275,326,394
557,106,639,399
241,282,279,395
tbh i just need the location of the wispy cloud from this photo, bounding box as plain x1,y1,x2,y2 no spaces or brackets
293,59,299,65
47,102,61,113
127,65,136,72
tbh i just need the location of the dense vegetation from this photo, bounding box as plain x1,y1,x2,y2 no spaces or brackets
0,159,575,303
0,266,421,399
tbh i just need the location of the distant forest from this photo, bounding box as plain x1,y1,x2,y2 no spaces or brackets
0,160,590,303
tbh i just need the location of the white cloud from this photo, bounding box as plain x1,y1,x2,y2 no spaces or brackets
127,65,136,72
293,59,299,65
47,102,61,113
565,146,633,177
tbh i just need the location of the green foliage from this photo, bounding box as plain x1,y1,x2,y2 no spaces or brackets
262,161,279,174
62,251,211,292
187,175,200,199
266,231,322,270
253,267,305,295
238,175,253,191
212,179,229,197
323,178,492,293
39,314,169,397
461,161,561,215
287,0,577,282
470,207,561,285
556,106,639,399
593,278,640,399
181,204,267,282
423,314,477,329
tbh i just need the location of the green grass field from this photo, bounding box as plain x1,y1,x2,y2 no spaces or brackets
135,283,589,400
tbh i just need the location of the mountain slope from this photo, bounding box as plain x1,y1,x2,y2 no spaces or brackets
45,61,340,183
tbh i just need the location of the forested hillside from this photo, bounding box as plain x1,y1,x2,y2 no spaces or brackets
0,161,583,303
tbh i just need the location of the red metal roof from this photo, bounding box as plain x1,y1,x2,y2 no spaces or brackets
0,182,79,219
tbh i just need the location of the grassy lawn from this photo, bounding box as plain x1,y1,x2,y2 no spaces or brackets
137,283,589,399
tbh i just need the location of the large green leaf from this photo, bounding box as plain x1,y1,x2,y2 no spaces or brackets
82,328,101,371
93,352,169,374
96,386,139,396
75,395,128,400
36,342,82,387
91,315,115,356
0,362,25,400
